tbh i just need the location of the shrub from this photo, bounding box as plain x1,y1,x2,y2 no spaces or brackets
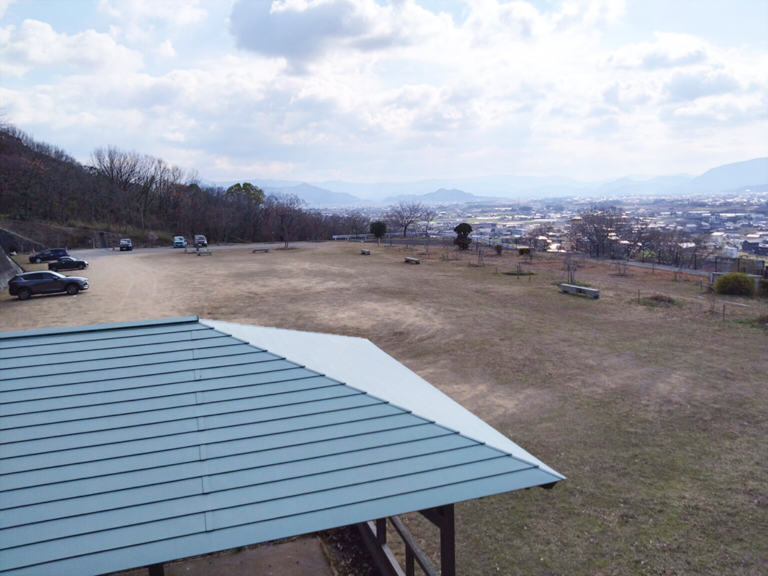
759,279,768,298
494,244,503,256
647,294,675,304
518,247,530,256
453,223,473,251
370,221,387,240
714,273,755,297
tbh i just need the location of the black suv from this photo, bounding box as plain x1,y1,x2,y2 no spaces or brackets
8,271,89,300
48,256,89,272
29,248,68,263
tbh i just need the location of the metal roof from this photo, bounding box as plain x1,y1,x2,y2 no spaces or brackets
202,320,561,477
0,317,562,576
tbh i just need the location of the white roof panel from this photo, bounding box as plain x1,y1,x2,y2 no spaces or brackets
201,320,562,478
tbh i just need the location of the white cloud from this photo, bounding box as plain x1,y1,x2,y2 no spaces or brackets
156,40,176,58
98,0,207,42
0,0,18,20
605,33,711,70
2,0,766,181
0,19,143,77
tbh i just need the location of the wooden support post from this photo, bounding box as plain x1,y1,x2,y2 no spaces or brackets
357,521,404,576
440,504,456,576
377,517,387,545
359,510,453,576
391,516,439,576
418,507,443,528
405,548,415,576
148,564,164,576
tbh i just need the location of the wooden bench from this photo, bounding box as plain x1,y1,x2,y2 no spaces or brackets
361,249,371,255
196,250,212,256
559,283,599,299
404,257,420,265
252,248,270,253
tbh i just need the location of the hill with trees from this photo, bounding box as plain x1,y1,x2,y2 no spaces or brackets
0,124,366,247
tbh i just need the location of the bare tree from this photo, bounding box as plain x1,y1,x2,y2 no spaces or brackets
421,207,437,237
568,207,623,257
387,201,424,237
268,194,304,249
345,211,370,236
90,146,142,193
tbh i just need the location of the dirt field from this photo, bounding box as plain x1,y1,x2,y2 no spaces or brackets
2,243,767,575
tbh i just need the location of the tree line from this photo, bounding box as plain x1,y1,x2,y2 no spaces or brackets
0,124,378,246
567,206,712,267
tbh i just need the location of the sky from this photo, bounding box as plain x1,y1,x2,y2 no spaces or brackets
1,0,767,184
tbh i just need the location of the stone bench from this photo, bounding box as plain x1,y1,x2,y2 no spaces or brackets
404,257,420,265
252,248,270,253
361,249,371,255
559,283,599,299
196,250,212,256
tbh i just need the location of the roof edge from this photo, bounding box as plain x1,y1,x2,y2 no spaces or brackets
0,316,200,340
200,320,371,343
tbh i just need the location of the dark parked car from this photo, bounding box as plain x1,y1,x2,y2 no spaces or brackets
29,248,68,263
48,256,89,272
194,235,208,248
8,271,89,300
119,238,133,251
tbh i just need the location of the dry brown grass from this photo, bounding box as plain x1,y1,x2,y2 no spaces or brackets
2,243,767,575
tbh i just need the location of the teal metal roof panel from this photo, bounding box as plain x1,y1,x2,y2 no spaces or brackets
0,318,562,576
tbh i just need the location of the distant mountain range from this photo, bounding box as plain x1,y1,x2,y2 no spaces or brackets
382,188,497,204
261,183,370,207
214,158,767,207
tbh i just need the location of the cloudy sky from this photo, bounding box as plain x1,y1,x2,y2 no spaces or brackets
1,0,766,183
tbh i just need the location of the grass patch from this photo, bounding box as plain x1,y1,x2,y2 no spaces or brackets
638,293,679,308
731,314,768,330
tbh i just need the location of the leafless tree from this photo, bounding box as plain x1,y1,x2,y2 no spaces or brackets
268,194,304,248
345,211,369,236
90,146,142,193
422,207,437,237
387,201,424,237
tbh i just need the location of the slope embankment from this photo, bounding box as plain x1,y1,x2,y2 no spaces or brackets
0,246,22,292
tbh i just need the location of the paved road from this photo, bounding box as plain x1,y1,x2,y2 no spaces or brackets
69,243,282,259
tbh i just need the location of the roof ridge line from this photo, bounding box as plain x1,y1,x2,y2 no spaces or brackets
0,317,201,341
201,320,370,343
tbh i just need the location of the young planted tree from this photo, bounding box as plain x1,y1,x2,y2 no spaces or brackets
454,222,473,250
370,221,387,244
422,207,437,237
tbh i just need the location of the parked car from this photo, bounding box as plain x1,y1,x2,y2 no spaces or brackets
173,236,187,248
119,238,133,251
48,256,88,272
29,248,68,263
8,271,89,300
194,235,208,248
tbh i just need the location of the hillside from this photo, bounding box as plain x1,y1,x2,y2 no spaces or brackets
0,125,365,245
683,157,768,194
